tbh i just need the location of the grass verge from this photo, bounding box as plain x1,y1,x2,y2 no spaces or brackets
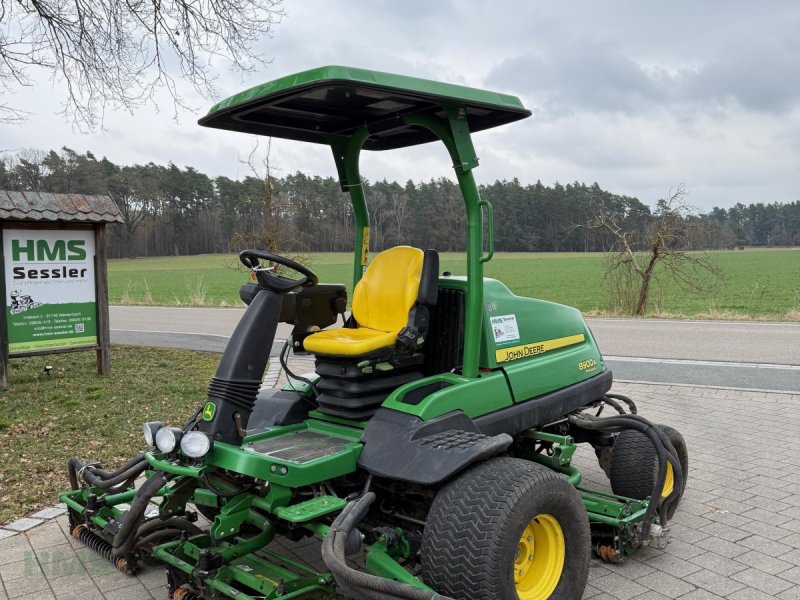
0,345,219,525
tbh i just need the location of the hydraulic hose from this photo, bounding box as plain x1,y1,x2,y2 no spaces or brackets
112,472,170,557
86,454,147,479
322,493,455,600
68,456,148,490
136,516,202,537
604,393,637,414
133,526,199,553
569,413,683,538
572,412,683,530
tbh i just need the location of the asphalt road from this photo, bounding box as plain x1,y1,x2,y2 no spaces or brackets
110,306,800,392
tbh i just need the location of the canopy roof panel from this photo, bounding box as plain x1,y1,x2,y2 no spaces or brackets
199,66,531,150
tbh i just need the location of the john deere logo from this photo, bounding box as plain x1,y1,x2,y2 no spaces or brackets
202,402,217,422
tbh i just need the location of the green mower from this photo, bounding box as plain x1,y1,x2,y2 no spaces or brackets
61,66,689,600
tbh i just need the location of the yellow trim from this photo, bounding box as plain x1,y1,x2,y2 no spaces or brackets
360,227,370,266
514,513,565,599
662,462,675,497
9,336,96,353
495,334,585,364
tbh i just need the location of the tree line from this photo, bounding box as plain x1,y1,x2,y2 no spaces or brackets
1,148,798,258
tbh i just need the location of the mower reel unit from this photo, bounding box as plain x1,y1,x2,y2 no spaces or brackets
61,66,689,600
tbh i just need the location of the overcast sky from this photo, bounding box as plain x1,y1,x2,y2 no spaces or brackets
2,0,799,210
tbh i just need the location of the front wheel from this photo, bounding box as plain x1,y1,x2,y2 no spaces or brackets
421,457,590,600
609,424,689,520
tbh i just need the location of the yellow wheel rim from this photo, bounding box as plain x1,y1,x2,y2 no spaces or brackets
514,514,565,600
661,462,675,498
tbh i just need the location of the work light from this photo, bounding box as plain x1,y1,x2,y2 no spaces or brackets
155,427,183,453
143,422,164,447
181,431,213,458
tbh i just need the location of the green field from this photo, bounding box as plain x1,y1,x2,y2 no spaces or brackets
109,249,800,320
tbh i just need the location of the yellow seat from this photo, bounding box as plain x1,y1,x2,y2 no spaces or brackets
304,246,426,357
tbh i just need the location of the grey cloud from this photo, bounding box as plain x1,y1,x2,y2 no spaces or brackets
488,44,660,118
685,39,800,113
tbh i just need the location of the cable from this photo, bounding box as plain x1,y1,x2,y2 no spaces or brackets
279,340,319,398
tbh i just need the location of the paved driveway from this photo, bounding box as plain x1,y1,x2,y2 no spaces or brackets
2,373,799,599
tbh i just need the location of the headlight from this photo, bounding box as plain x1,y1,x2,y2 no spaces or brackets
181,431,212,458
143,422,163,447
155,427,182,453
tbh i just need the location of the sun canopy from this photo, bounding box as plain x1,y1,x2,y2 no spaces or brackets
198,66,531,150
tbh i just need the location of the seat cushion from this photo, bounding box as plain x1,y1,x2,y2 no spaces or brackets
352,246,424,333
303,326,398,357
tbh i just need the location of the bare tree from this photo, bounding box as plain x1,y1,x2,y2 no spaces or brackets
228,140,305,272
0,0,284,128
587,185,724,316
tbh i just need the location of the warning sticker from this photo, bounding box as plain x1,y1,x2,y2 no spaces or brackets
490,314,520,343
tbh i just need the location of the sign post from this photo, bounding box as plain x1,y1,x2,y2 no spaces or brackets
0,227,9,389
0,192,123,389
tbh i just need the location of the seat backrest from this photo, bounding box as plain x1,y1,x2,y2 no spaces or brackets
352,246,426,333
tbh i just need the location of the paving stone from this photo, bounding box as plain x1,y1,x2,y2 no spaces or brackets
0,540,35,568
684,568,747,596
643,553,701,578
777,585,800,600
689,551,749,577
695,535,747,559
0,530,18,541
591,572,651,599
731,567,795,596
47,571,99,598
92,570,138,593
738,534,795,557
1,573,50,598
3,521,43,534
637,570,696,598
780,566,800,585
26,524,67,551
28,509,66,521
0,558,42,582
136,567,169,591
40,559,87,581
734,549,794,576
102,582,154,599
13,591,55,600
727,587,790,600
677,588,726,599
54,587,102,600
33,546,72,566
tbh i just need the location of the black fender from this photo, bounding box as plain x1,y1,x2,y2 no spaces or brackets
358,409,512,486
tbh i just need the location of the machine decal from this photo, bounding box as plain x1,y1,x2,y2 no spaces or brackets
490,314,520,343
202,402,217,422
495,333,585,363
360,227,370,266
578,358,598,373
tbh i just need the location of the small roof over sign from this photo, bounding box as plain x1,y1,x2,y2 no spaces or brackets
0,191,124,224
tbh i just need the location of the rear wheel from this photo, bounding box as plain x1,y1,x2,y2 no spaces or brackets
421,457,590,600
609,424,688,520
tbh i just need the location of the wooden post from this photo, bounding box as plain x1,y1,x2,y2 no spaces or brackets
0,226,9,389
94,224,111,375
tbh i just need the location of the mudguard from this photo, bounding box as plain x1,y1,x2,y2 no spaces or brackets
358,409,512,485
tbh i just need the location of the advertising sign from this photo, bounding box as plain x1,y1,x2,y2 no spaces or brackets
3,228,97,353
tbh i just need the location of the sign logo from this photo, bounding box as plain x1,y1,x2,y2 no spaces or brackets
202,402,217,422
3,228,97,353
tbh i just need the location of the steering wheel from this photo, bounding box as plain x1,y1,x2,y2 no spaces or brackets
239,250,318,293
